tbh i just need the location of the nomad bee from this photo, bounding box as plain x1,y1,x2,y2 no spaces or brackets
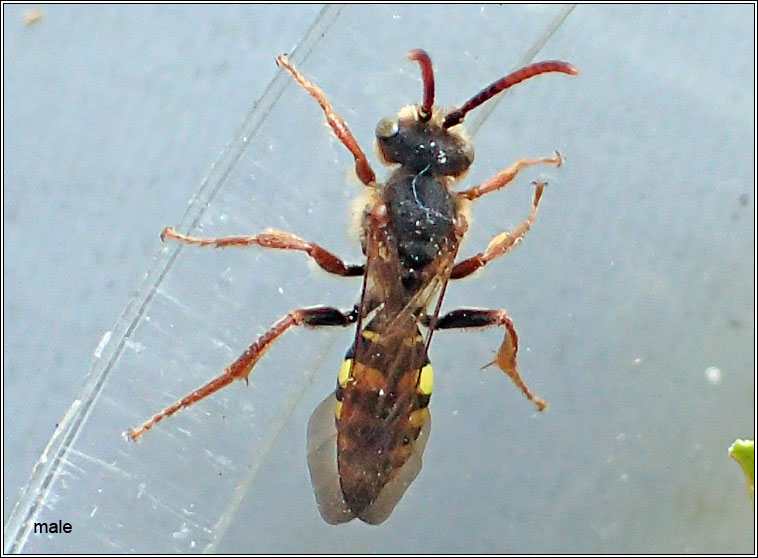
130,49,578,524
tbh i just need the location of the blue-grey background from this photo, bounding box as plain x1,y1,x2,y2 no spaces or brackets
3,4,754,553
3,2,321,525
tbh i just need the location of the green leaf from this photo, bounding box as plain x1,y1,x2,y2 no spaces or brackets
729,439,754,501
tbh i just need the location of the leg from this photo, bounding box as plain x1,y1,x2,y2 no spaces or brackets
161,227,364,277
456,152,561,201
128,306,358,440
451,181,544,279
431,308,546,411
276,55,376,186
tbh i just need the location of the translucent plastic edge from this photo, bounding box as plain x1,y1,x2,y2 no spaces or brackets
2,5,344,553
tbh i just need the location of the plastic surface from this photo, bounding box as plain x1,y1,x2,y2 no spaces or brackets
2,2,321,529
5,5,754,553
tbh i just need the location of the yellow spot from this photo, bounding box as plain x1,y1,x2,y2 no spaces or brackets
418,364,434,395
338,358,353,388
409,408,429,428
334,400,343,419
361,330,380,342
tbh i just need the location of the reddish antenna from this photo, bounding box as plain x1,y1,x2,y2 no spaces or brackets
443,60,579,128
407,49,435,121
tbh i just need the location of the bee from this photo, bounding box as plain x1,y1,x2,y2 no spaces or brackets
129,49,578,524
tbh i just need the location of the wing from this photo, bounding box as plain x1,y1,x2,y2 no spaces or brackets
305,393,353,524
353,211,457,381
306,392,431,525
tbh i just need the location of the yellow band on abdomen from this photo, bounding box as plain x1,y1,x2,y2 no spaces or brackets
418,363,433,395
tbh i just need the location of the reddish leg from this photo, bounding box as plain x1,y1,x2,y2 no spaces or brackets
129,306,358,441
432,309,546,411
451,181,545,279
161,227,364,277
456,152,561,201
276,55,376,186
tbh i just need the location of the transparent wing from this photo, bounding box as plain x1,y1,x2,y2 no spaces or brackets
306,392,431,525
305,393,353,524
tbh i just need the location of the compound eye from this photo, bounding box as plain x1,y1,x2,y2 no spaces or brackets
376,117,399,140
461,141,475,168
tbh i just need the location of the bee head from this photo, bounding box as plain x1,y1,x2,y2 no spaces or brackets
375,49,578,177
